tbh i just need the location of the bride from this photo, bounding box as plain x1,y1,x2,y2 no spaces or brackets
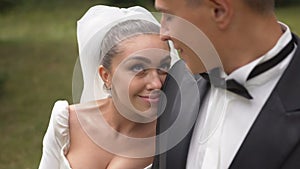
38,5,178,169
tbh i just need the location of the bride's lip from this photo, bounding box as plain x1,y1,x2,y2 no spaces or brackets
139,94,160,103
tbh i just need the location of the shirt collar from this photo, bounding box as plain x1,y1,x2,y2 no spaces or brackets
223,22,292,85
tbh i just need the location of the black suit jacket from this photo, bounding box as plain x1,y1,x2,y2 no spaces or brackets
152,35,300,169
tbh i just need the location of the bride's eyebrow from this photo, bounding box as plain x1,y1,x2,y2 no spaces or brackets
123,56,151,64
123,55,171,64
160,55,171,63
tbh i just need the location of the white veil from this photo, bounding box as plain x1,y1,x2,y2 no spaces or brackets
74,5,179,104
71,5,179,158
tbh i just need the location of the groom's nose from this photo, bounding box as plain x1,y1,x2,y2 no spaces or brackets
160,26,171,41
159,15,171,41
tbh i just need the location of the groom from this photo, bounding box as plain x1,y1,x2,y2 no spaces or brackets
152,0,300,168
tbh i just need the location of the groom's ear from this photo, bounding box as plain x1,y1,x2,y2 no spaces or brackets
99,65,112,88
208,0,233,30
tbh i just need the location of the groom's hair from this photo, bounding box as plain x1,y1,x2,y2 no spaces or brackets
243,0,275,13
186,0,275,14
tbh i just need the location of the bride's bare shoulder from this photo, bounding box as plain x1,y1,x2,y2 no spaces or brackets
68,98,110,113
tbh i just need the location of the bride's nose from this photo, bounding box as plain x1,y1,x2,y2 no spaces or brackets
145,70,163,90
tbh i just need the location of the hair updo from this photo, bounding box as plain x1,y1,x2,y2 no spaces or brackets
100,19,160,70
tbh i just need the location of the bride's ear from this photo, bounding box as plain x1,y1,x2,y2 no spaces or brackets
99,65,112,89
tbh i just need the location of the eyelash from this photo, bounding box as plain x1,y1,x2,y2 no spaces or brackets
129,63,170,76
157,63,170,75
130,64,145,73
160,63,170,71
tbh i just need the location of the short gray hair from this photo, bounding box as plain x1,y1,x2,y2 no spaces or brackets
242,0,274,14
186,0,275,14
100,19,160,70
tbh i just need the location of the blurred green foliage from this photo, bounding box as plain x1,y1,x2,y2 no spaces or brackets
1,0,299,13
0,0,155,13
0,0,16,13
276,0,300,6
0,72,8,96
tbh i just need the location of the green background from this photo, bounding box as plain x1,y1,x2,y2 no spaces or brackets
0,1,299,168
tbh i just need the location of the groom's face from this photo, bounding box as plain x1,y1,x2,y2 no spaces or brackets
155,0,216,73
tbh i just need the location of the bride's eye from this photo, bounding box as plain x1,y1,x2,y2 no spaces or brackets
130,64,146,73
156,62,170,75
160,62,170,71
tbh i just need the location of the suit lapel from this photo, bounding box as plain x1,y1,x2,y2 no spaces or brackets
152,60,209,169
229,35,300,169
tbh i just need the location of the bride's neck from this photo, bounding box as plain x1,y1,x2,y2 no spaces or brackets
98,98,156,138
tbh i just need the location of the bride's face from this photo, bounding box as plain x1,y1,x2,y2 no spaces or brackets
109,34,171,121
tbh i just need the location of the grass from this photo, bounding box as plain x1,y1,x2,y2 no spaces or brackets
276,6,300,34
0,2,104,169
0,3,299,169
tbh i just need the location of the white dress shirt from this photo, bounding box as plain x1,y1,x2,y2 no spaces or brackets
186,23,297,169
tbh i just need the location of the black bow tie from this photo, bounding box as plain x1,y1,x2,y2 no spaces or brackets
201,35,296,99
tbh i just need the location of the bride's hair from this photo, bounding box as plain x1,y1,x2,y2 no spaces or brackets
100,19,160,70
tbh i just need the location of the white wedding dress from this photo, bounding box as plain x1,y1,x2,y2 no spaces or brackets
38,100,152,169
